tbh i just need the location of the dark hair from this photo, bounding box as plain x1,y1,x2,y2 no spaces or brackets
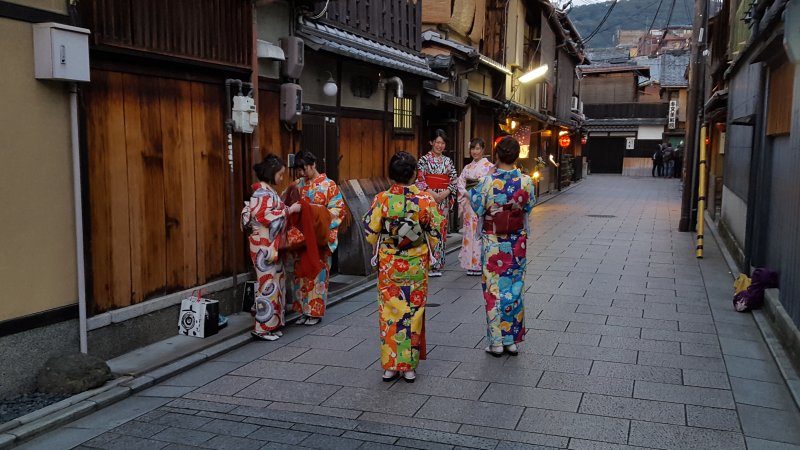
294,151,317,168
469,138,486,150
429,129,448,143
495,136,520,164
388,151,418,184
254,154,285,184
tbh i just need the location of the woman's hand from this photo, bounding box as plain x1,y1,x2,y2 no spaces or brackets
288,203,302,215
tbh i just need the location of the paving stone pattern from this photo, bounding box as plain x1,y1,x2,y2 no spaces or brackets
18,176,800,450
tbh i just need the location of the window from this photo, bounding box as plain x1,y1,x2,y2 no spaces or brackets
393,96,414,134
766,57,794,136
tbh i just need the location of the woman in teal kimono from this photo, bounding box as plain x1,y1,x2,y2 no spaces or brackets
469,136,536,356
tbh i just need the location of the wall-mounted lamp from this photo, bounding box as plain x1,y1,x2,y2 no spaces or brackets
518,64,549,84
323,71,338,97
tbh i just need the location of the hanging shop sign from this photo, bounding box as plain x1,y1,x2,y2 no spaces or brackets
581,135,588,145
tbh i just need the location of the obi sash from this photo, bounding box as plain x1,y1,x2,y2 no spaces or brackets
425,173,450,190
483,205,524,235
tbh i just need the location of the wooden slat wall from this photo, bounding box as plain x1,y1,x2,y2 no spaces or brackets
339,116,386,180
85,71,132,311
85,70,242,313
320,0,421,51
82,0,251,67
767,59,794,136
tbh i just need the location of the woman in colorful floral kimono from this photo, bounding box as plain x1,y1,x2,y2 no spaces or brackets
364,151,445,383
289,151,345,326
469,136,536,356
457,138,495,276
242,154,301,341
416,129,457,277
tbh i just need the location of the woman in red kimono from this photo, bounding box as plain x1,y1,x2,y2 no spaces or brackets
416,129,457,277
242,154,301,340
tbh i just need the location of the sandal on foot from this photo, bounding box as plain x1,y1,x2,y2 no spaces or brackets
251,331,280,341
504,344,519,356
295,315,308,325
402,370,416,383
382,370,399,382
305,317,321,326
485,345,504,357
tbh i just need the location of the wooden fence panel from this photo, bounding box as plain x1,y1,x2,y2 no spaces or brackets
122,73,167,303
159,78,198,290
85,70,132,313
191,82,227,284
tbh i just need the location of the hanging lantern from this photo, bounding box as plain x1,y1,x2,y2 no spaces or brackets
581,134,588,145
559,135,571,148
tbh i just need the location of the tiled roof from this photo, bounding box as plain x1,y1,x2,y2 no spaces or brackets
297,18,446,81
660,52,690,87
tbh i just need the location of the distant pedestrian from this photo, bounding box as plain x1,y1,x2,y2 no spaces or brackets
469,137,536,357
662,143,674,178
242,154,301,341
416,129,458,277
652,144,664,177
288,151,345,326
673,144,684,179
457,138,495,276
363,151,445,383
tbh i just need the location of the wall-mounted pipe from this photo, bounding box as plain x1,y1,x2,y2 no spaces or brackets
69,82,88,353
382,76,404,98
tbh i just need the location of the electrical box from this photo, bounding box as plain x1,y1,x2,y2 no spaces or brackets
280,83,302,124
280,36,304,79
232,95,258,134
33,22,90,82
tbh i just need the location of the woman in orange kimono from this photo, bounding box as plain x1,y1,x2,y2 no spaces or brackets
289,151,345,326
364,152,445,383
242,154,301,340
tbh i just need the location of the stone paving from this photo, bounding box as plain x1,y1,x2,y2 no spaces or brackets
17,175,800,449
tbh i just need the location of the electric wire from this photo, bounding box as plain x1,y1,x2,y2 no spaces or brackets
655,0,678,54
581,0,620,44
642,0,667,55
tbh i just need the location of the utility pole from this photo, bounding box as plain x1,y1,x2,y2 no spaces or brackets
679,0,708,232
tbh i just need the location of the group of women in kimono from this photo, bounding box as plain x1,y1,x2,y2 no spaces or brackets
241,151,344,341
242,130,536,382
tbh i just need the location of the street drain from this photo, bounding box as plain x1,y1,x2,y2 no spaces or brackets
586,214,617,218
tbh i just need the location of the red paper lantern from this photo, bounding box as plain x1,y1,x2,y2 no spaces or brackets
581,135,588,145
559,135,571,148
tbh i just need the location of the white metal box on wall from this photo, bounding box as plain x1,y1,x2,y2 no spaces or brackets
33,22,90,82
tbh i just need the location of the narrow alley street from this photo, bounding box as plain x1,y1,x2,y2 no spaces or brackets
17,175,800,450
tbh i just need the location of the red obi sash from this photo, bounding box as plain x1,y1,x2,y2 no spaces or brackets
425,174,450,190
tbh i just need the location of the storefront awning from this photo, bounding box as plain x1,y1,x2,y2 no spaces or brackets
424,88,467,107
507,101,550,124
467,91,504,107
298,18,446,82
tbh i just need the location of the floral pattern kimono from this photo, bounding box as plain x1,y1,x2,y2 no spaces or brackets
363,184,445,371
457,157,495,271
416,152,457,271
290,174,344,318
242,182,287,335
469,168,536,346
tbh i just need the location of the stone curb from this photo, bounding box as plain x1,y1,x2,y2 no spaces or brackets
703,210,800,412
0,181,577,449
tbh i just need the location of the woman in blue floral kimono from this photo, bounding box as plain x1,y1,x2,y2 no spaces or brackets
364,152,445,383
469,136,536,356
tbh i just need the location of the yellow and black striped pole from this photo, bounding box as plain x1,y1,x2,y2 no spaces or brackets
696,126,707,258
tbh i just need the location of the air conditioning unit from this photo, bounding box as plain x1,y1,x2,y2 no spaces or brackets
570,96,580,111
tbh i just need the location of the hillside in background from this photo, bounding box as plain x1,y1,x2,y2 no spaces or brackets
567,0,693,49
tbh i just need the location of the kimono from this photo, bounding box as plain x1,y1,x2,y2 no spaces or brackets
456,157,495,271
469,168,536,346
416,152,457,271
242,182,287,335
290,174,344,318
363,184,445,371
